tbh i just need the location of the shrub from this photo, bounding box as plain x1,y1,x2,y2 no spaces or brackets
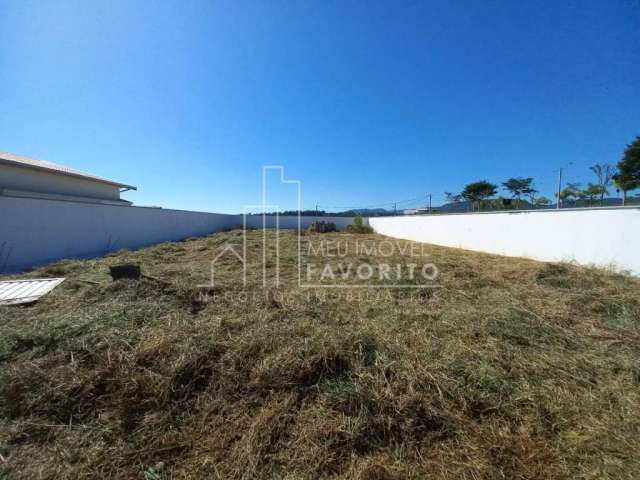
346,215,373,234
308,221,337,234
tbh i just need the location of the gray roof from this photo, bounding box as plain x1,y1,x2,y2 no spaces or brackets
0,151,136,190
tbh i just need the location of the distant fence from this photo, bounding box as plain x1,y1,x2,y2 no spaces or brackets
0,196,359,272
369,207,640,275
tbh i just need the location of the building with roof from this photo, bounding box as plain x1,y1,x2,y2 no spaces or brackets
0,152,136,206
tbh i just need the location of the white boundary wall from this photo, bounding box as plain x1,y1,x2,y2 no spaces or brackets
369,207,640,275
0,196,359,271
0,196,238,272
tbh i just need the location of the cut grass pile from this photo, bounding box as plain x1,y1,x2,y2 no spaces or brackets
0,230,639,479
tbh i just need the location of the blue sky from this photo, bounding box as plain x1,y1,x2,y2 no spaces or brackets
1,0,638,212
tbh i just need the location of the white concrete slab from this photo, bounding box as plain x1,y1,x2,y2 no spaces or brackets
0,278,65,305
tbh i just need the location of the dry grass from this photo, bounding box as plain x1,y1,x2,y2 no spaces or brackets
1,230,639,479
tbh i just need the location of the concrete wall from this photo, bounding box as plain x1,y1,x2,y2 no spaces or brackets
0,196,360,271
0,196,238,272
8,194,636,275
369,207,640,275
0,163,121,200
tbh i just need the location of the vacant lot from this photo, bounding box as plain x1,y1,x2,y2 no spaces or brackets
1,230,639,479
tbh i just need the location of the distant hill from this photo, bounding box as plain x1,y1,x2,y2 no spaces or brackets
253,208,394,217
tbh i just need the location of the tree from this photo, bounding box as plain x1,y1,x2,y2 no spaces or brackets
534,196,551,207
493,196,510,210
613,176,625,205
502,177,534,208
444,192,462,203
615,136,640,205
524,185,538,205
576,188,589,204
589,163,614,205
613,175,636,206
461,181,498,211
558,183,582,205
583,183,605,206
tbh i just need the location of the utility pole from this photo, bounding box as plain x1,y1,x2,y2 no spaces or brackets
429,194,432,214
556,168,563,209
315,203,319,217
394,203,397,216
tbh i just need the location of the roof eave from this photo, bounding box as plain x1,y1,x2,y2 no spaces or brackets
0,157,137,190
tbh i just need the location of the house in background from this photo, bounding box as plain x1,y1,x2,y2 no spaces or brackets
0,152,136,206
403,208,430,215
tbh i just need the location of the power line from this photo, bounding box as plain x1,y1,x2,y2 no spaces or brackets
315,165,607,212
